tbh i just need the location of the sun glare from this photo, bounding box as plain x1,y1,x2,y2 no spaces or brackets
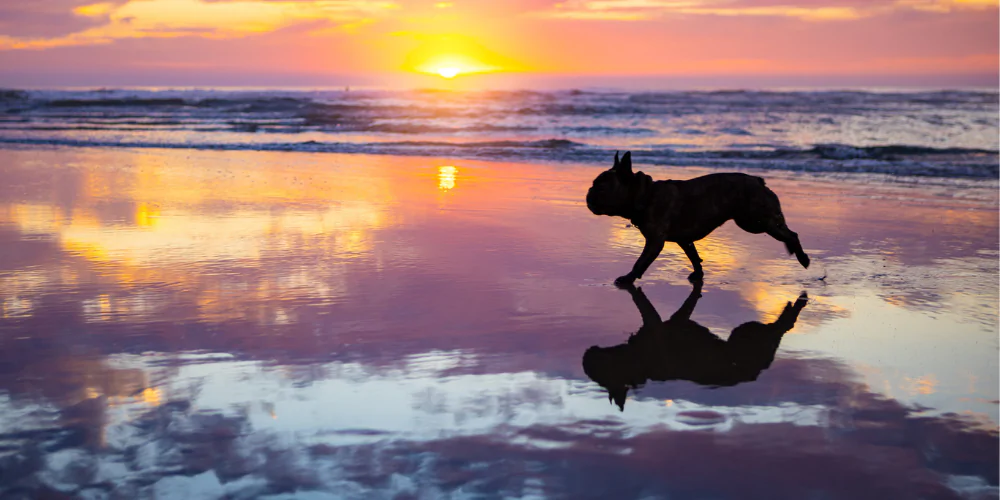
403,35,513,81
414,55,494,79
438,165,457,190
436,67,461,79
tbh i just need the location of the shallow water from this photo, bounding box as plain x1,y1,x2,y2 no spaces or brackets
0,146,997,499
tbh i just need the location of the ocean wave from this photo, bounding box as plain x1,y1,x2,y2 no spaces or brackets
1,88,996,179
43,98,188,108
804,144,999,160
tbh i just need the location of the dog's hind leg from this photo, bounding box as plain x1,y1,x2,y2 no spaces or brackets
765,220,810,269
739,185,810,269
677,241,704,283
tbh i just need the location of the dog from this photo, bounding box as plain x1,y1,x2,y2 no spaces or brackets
586,151,810,285
583,283,808,410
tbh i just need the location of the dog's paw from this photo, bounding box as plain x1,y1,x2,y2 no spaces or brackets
613,275,636,288
687,270,704,284
794,292,809,307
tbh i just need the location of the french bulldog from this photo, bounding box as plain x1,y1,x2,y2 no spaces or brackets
586,151,810,285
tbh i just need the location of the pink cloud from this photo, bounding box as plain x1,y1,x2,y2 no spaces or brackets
0,0,994,85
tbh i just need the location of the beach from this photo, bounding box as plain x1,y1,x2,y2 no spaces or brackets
0,143,996,498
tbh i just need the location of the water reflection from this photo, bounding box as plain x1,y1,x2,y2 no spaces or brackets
584,283,808,410
0,146,996,497
1,345,996,498
438,165,458,191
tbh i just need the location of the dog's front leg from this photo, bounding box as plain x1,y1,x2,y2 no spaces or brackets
614,238,664,287
668,281,703,321
625,286,662,326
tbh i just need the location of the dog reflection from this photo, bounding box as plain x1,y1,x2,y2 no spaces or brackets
583,284,808,410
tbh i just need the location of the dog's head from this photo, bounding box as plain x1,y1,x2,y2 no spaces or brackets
582,344,642,411
586,151,650,217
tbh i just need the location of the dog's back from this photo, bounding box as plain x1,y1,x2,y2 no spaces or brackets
662,172,769,212
647,173,777,243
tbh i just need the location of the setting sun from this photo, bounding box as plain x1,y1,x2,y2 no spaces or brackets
436,67,460,79
402,34,513,80
411,53,499,79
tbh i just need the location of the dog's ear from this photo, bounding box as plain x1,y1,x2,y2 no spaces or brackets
613,151,633,177
613,151,620,168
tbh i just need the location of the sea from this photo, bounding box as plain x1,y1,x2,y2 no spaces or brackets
0,87,997,179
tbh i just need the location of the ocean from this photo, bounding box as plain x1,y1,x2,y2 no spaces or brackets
1,88,997,178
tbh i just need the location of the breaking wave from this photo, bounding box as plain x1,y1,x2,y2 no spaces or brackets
0,88,996,179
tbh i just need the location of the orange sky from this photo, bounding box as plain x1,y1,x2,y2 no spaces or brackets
0,0,996,87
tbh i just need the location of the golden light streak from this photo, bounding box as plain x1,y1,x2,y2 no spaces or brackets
542,1,866,21
536,0,995,21
680,5,864,21
438,166,458,190
135,202,160,228
896,0,999,12
141,387,163,406
73,2,117,17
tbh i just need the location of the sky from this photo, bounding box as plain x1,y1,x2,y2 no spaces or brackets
0,0,997,88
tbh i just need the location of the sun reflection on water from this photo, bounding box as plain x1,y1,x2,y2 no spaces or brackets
438,165,458,190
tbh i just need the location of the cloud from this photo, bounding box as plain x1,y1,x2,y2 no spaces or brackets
73,2,119,16
681,5,866,20
0,0,398,50
533,0,997,21
535,0,870,21
0,0,128,38
895,0,999,12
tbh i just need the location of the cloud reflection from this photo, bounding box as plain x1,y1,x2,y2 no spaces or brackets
0,345,995,498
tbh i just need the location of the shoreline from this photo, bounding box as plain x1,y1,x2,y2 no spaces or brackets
1,141,998,186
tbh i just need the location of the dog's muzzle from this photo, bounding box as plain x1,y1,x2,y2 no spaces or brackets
586,189,602,215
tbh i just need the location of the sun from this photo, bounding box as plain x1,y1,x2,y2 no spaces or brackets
418,56,485,79
403,35,515,80
436,66,461,79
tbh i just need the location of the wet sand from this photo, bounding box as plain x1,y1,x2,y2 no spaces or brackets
0,145,997,498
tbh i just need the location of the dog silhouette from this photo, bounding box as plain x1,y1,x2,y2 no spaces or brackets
586,151,810,285
583,283,808,410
